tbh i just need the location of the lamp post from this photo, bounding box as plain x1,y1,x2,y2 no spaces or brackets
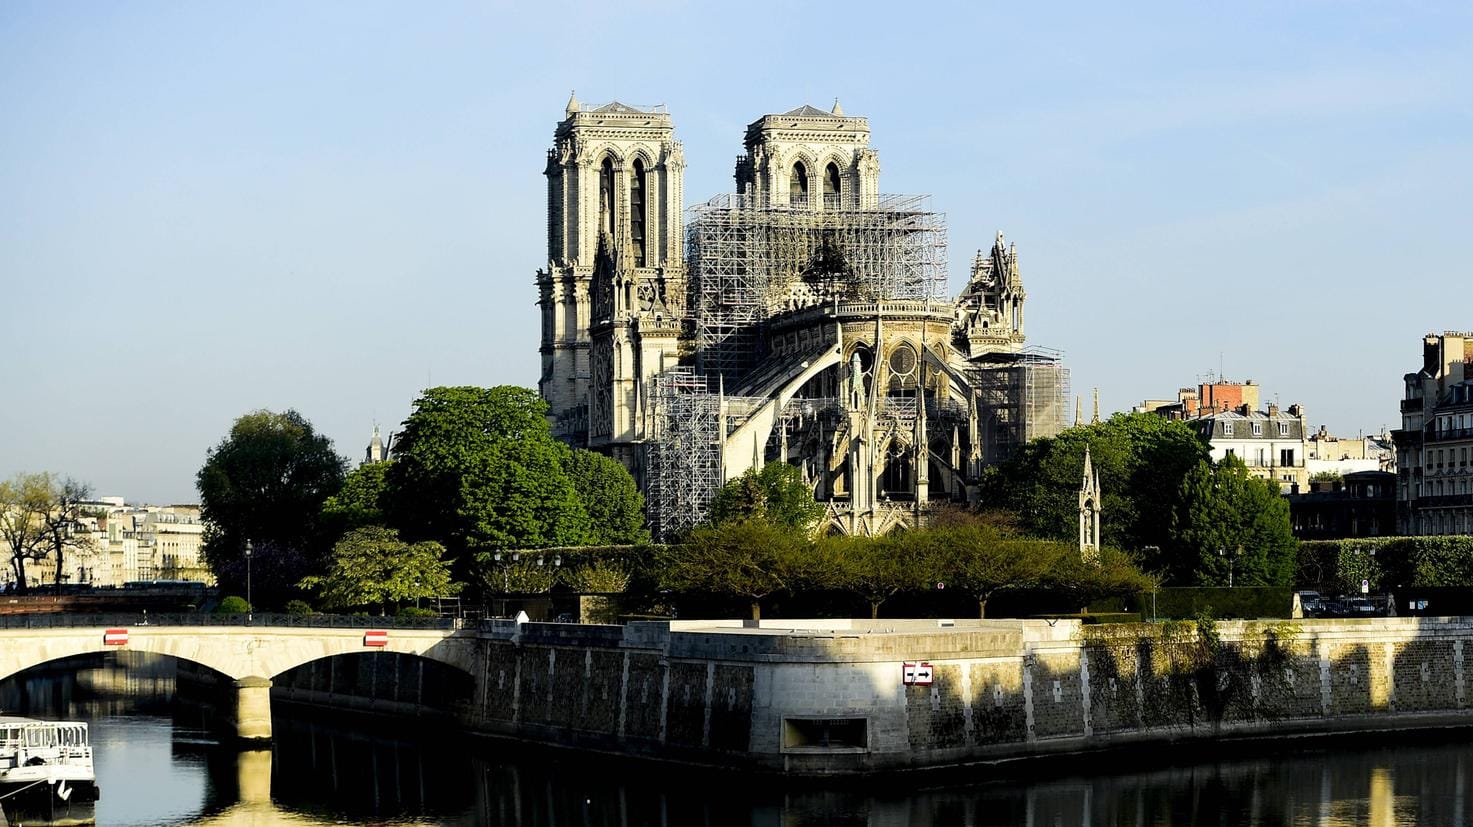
244,539,254,624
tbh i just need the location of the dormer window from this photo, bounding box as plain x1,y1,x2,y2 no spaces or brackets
1223,422,1234,436
790,162,809,206
1252,422,1263,435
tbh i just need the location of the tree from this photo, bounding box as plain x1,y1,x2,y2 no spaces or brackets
0,472,51,593
659,520,811,619
299,526,458,615
1048,545,1159,609
197,409,347,604
1171,454,1297,586
920,527,1065,618
709,463,824,533
828,534,934,619
320,460,391,537
39,476,93,593
561,448,648,545
1309,470,1342,484
384,387,589,556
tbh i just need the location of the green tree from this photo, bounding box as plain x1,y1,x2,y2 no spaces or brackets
982,413,1209,572
299,526,458,615
1171,454,1297,586
562,448,648,545
384,387,589,556
196,409,347,604
40,476,93,594
709,462,824,533
0,472,51,593
321,460,391,537
659,520,812,619
920,527,1064,618
828,534,934,619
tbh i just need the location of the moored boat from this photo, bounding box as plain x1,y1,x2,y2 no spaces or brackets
0,717,99,825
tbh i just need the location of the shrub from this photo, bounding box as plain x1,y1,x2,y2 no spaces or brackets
283,599,314,616
214,595,250,615
395,606,437,618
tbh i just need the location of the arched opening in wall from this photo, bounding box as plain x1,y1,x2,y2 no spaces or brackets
881,442,914,500
849,344,875,399
0,651,234,722
887,344,919,396
824,162,841,208
598,156,615,237
273,653,473,721
790,162,809,207
631,158,647,267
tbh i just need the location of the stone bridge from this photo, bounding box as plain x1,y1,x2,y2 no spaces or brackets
0,621,484,741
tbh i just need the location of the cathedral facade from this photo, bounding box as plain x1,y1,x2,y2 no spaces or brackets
536,96,1068,539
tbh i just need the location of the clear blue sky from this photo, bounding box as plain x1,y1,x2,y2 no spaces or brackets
2,2,1469,503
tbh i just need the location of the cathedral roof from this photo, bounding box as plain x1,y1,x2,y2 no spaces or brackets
782,104,840,118
587,101,667,114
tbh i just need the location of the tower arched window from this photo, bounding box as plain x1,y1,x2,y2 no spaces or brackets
598,156,615,238
790,162,809,207
824,162,841,208
631,159,647,267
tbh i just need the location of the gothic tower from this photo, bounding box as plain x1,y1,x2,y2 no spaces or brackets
538,94,686,466
1079,446,1102,561
734,100,879,209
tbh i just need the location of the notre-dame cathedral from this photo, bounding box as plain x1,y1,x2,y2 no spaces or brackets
536,95,1068,539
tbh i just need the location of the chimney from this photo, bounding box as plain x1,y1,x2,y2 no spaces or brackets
1288,403,1303,419
1238,403,1252,416
1268,403,1279,417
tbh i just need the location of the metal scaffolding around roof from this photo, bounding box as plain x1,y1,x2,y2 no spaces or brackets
686,193,948,384
970,347,1071,465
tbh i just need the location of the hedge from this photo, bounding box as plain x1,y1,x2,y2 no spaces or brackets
1297,536,1473,594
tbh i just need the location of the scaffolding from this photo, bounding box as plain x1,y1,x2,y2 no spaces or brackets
644,367,723,542
687,193,948,383
971,348,1071,465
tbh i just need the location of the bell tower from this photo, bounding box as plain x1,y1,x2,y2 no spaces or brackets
734,100,880,209
538,94,686,466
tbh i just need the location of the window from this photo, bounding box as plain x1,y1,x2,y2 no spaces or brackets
1252,422,1263,435
1279,422,1290,436
630,159,646,267
823,161,841,207
1223,422,1234,436
1280,448,1296,466
598,156,615,237
790,162,809,206
1226,448,1236,458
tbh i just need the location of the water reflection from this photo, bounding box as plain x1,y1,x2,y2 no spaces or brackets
2,653,1471,825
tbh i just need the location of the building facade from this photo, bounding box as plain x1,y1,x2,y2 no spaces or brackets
1393,331,1473,535
536,99,1069,538
1287,470,1396,540
1183,404,1310,493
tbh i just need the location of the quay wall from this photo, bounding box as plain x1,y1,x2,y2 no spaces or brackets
456,617,1473,775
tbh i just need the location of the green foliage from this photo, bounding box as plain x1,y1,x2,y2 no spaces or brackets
981,412,1209,569
824,533,934,618
1147,587,1295,619
1309,470,1343,483
1170,454,1296,587
709,463,824,533
561,449,648,545
196,409,347,603
478,556,561,594
298,526,459,615
395,606,437,618
659,521,814,619
1297,536,1473,592
215,595,250,615
283,599,314,616
384,387,590,554
565,559,632,593
321,461,391,537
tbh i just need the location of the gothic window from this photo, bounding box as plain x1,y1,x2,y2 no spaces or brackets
598,156,615,238
824,162,841,207
790,161,809,206
631,159,647,267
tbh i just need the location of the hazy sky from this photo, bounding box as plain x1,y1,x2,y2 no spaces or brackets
2,2,1470,504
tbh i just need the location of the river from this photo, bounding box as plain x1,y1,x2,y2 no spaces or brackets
2,653,1470,825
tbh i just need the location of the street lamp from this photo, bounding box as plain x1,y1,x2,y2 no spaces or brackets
244,539,254,624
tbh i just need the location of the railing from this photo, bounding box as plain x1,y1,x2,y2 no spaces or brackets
0,613,463,631
1402,398,1424,414
1427,427,1473,443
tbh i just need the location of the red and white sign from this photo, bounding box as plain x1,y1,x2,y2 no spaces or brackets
363,630,388,647
902,662,935,686
103,629,128,646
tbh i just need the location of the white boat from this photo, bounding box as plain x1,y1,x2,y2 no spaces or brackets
0,717,99,825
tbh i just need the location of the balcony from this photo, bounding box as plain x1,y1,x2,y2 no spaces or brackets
1402,398,1424,414
1427,427,1473,443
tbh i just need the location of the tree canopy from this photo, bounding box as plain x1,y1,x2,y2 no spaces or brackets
320,460,391,537
196,409,346,604
1171,454,1297,586
709,462,824,533
562,448,648,545
299,526,457,615
0,472,53,593
384,386,590,553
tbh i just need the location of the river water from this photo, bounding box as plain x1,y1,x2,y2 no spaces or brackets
3,654,1472,825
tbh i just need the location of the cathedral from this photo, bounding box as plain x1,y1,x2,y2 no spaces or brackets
536,95,1068,539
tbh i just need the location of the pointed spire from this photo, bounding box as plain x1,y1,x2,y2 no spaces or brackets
1092,388,1101,424
565,90,579,117
831,97,844,116
1075,396,1082,427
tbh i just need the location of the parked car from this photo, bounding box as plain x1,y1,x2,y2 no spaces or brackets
1296,591,1325,617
